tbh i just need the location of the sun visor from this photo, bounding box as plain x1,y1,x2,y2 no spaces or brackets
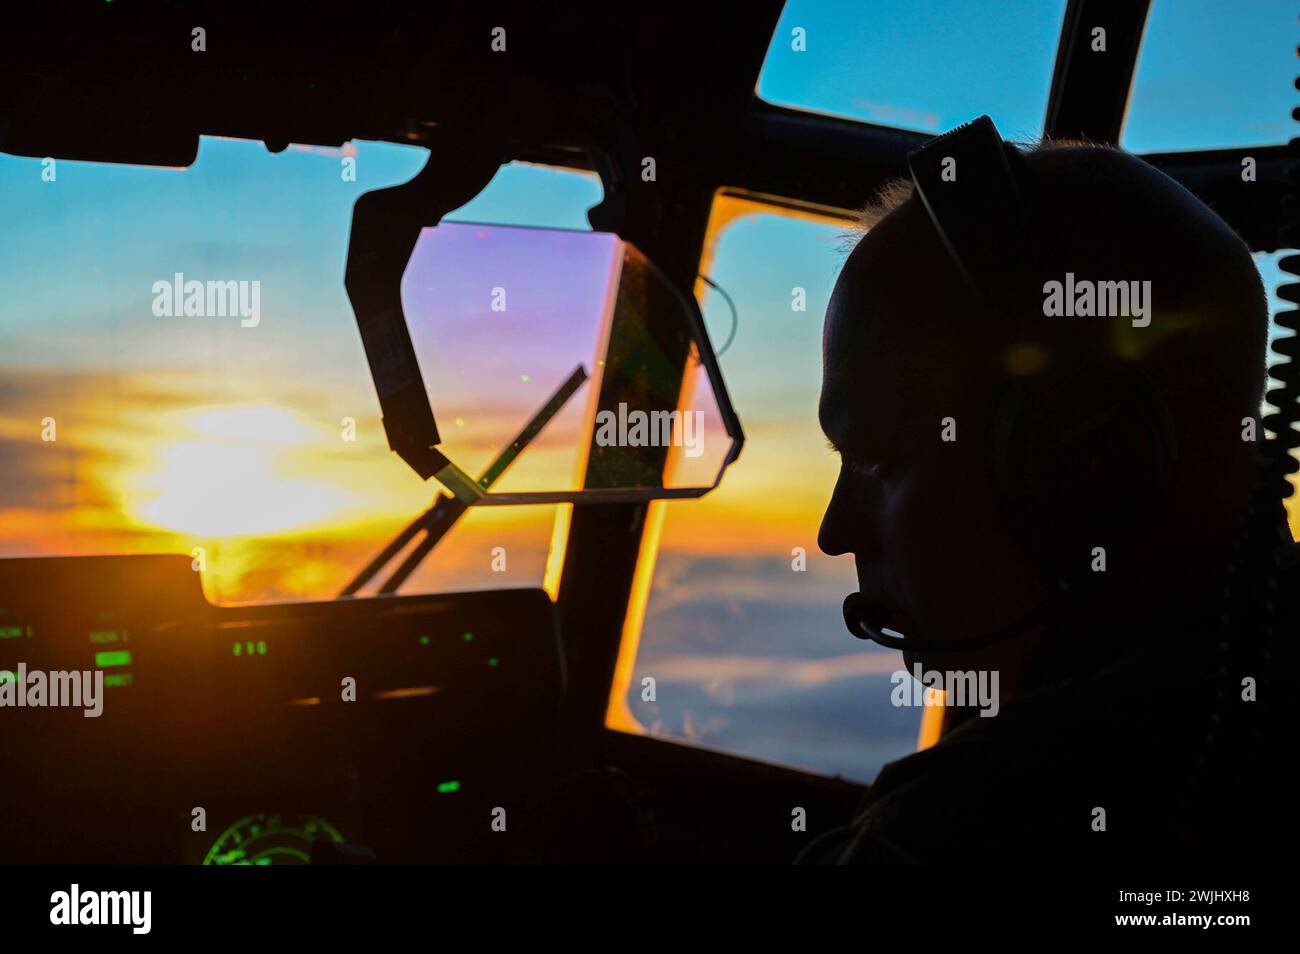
352,221,742,505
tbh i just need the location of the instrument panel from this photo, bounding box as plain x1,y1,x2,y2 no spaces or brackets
0,555,567,864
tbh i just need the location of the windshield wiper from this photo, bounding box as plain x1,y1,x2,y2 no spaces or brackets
338,364,588,597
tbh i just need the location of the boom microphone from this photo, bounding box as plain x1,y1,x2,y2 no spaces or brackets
842,592,1046,652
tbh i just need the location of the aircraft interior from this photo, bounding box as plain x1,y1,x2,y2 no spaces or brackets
0,0,1295,911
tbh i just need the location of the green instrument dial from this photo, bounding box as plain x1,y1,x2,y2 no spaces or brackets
202,813,345,866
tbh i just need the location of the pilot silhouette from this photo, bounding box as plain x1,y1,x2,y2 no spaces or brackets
805,124,1294,863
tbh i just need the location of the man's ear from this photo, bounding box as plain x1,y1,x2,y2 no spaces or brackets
989,362,1175,582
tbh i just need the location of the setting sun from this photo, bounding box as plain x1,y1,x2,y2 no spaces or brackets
128,404,349,538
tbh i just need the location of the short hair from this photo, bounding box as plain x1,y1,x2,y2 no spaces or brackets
854,176,917,232
851,138,1101,233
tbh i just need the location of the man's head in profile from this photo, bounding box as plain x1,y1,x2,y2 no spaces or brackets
806,128,1287,862
819,138,1270,699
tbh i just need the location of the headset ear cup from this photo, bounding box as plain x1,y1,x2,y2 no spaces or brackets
991,365,1176,582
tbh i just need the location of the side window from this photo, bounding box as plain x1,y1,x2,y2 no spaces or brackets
606,192,929,782
1122,0,1296,153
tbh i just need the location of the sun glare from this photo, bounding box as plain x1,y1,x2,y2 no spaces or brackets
128,404,350,538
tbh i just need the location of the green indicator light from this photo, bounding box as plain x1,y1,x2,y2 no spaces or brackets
88,630,119,644
0,670,15,684
105,673,133,688
437,780,461,794
256,641,267,655
245,641,255,656
232,642,241,656
488,657,499,668
0,625,23,639
462,632,473,642
95,650,132,668
419,635,431,646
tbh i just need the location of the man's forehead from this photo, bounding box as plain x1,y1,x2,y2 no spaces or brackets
825,217,957,358
820,347,946,452
820,228,976,450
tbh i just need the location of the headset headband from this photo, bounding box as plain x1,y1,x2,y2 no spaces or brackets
906,115,1037,311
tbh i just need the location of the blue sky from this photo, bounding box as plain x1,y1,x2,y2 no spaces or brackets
759,0,1070,140
760,0,1296,151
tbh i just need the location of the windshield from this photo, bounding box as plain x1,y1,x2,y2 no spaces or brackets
0,138,598,603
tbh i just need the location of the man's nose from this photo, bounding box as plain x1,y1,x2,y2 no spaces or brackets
819,470,873,558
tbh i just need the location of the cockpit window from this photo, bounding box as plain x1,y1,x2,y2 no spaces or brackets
606,193,926,782
757,0,1068,139
0,138,603,603
1121,0,1296,153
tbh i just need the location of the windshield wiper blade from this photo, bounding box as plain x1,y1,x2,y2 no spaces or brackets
338,363,589,598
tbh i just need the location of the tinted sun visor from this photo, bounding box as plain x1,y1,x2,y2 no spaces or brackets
357,222,742,505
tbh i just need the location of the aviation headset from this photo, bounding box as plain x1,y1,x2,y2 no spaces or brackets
844,115,1178,651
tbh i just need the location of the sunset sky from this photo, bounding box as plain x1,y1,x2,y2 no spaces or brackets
1,0,1295,780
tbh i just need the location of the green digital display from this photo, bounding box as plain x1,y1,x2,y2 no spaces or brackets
94,650,132,668
203,813,345,866
437,780,461,794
